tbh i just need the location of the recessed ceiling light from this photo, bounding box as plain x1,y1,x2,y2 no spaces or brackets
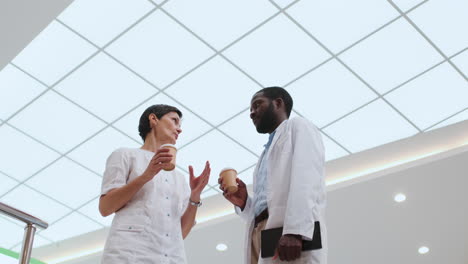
216,243,228,252
394,193,406,203
418,246,429,254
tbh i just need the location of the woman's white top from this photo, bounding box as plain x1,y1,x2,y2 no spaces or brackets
101,148,190,264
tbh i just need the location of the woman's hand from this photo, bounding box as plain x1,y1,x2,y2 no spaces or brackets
189,161,211,202
141,148,173,182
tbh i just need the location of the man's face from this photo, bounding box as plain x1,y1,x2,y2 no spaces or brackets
250,93,277,134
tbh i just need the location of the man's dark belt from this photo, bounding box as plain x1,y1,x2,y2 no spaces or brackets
254,208,269,227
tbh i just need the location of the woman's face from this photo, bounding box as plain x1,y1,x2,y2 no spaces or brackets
153,112,182,144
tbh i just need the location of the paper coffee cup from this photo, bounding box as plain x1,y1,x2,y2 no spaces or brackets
219,167,238,194
160,144,177,171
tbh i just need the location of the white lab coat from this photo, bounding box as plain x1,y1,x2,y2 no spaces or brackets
236,117,327,264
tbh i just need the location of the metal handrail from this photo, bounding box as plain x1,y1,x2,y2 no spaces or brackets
0,202,49,264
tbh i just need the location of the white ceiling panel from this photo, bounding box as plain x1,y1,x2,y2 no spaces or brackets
0,185,71,224
201,187,220,200
238,166,255,186
287,60,377,127
0,65,46,120
38,212,102,242
287,0,398,53
11,234,52,251
55,53,157,123
164,0,277,49
408,0,468,56
428,109,468,131
25,158,102,208
324,99,419,152
57,0,154,47
321,133,349,161
0,125,59,181
68,127,139,175
8,91,106,153
385,63,468,130
339,19,443,94
218,109,268,156
113,93,212,148
105,10,214,88
270,0,297,9
451,50,468,77
0,173,17,197
78,198,114,227
391,0,426,12
177,130,258,186
0,216,25,249
165,56,259,125
12,21,97,86
223,14,330,86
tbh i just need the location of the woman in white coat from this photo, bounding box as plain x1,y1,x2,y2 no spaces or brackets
99,104,210,264
220,87,327,264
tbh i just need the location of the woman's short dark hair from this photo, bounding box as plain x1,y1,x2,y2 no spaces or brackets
138,104,182,142
257,86,293,117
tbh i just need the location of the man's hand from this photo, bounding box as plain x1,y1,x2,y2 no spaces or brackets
273,234,302,261
219,178,248,210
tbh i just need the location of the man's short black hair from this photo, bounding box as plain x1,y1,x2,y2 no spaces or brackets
256,86,293,117
138,104,182,142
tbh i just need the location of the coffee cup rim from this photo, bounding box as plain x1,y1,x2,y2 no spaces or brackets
160,143,177,150
219,167,237,176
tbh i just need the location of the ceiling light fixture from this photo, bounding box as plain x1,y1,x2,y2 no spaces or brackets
394,193,406,203
418,246,429,254
216,243,228,252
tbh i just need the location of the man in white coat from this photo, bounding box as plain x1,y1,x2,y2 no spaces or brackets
220,87,327,264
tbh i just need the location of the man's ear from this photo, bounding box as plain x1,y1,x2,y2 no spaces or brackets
273,98,284,109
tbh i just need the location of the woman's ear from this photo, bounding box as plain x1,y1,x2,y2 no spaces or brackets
149,113,158,128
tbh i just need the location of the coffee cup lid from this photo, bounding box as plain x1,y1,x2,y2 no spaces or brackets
219,167,237,176
160,143,177,150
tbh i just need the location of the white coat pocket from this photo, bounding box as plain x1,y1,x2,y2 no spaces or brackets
116,224,144,233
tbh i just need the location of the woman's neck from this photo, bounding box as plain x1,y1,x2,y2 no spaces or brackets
140,132,162,153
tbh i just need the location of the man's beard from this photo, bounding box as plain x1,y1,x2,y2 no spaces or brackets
255,103,276,134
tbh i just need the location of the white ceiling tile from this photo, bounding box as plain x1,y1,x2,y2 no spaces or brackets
106,10,214,88
321,133,349,161
114,93,212,147
223,14,330,86
0,65,47,120
323,99,418,152
451,50,468,77
428,109,468,131
177,130,258,186
408,0,468,56
0,216,24,249
0,125,59,181
78,198,114,227
218,109,268,156
0,185,71,224
164,0,277,49
385,63,468,130
68,127,139,175
287,0,399,53
287,60,377,127
201,187,220,199
8,91,106,153
25,158,102,208
238,166,255,186
0,173,17,197
39,212,102,242
270,0,297,9
12,21,97,86
392,0,426,12
58,0,154,47
55,53,157,122
165,56,259,125
339,19,443,94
